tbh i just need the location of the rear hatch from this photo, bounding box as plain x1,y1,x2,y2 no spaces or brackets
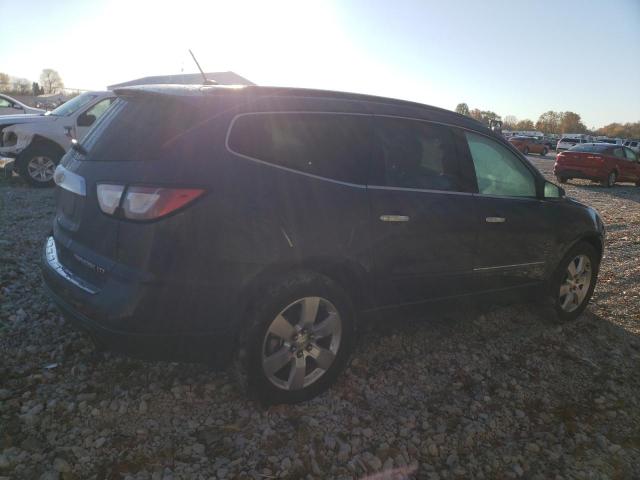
52,93,219,286
556,145,610,170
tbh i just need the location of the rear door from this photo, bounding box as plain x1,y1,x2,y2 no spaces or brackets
462,132,551,292
366,116,478,306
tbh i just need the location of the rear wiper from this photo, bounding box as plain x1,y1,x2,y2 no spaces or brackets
71,139,88,155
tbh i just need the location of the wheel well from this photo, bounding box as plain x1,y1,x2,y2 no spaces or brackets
580,234,604,261
237,259,371,331
24,136,66,159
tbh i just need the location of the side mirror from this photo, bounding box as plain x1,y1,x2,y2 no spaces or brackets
77,113,96,127
544,181,564,199
13,104,23,110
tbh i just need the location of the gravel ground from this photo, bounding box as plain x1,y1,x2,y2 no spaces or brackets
1,155,639,480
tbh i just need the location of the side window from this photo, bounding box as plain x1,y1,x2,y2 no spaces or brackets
371,117,465,192
624,147,637,161
85,98,114,120
0,98,11,108
228,113,370,184
612,147,625,159
465,131,536,197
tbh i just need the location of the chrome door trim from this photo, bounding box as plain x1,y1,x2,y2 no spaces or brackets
473,261,545,272
380,215,410,222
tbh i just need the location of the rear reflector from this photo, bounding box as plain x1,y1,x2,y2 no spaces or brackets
97,184,204,220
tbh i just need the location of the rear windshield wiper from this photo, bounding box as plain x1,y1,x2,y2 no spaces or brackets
71,139,88,155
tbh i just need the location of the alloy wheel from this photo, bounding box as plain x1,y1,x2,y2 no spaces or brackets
261,296,342,391
559,254,592,313
27,156,56,183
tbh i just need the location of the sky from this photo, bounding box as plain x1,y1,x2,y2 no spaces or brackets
1,0,639,128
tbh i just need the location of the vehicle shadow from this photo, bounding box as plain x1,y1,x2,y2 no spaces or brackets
565,180,640,204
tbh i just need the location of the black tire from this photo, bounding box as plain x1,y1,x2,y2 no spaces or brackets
556,176,568,184
541,148,548,156
550,242,600,322
602,171,616,188
523,147,529,155
17,144,62,187
240,271,356,404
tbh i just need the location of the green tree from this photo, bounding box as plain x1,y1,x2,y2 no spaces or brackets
515,119,535,130
503,115,518,130
560,111,587,133
0,72,9,92
455,103,470,116
13,78,31,94
536,111,561,134
39,69,64,94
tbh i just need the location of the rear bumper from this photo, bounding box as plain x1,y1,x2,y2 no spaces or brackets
553,166,606,181
41,236,235,366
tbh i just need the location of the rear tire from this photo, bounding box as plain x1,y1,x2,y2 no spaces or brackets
541,148,548,156
240,271,356,404
523,147,529,155
17,144,62,187
550,242,600,322
556,176,568,184
602,171,616,188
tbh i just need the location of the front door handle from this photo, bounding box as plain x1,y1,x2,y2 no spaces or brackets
486,216,506,223
380,215,410,223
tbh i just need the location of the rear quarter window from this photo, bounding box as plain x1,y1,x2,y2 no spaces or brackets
227,112,371,184
82,97,213,162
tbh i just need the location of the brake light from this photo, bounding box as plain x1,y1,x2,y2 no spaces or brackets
97,184,204,220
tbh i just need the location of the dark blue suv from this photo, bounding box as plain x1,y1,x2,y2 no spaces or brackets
42,85,605,403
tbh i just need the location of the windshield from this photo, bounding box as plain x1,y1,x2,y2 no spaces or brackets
46,93,98,116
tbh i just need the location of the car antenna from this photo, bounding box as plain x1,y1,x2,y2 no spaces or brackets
188,49,217,85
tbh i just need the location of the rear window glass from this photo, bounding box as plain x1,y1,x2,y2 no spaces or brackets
82,97,212,162
370,117,465,191
227,112,371,184
569,144,611,153
559,138,579,143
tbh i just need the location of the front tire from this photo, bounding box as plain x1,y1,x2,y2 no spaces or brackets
551,242,600,322
241,272,355,404
556,176,568,184
523,147,530,155
17,145,61,187
602,171,616,188
541,148,548,156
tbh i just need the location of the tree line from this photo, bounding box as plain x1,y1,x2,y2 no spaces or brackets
0,69,64,96
455,102,640,139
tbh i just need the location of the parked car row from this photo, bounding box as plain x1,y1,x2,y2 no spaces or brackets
40,83,605,403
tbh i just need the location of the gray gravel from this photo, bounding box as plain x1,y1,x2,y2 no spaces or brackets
1,157,639,480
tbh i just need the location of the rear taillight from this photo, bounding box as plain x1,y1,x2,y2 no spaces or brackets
97,184,125,214
97,184,204,220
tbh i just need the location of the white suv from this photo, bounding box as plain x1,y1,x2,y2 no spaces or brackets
556,137,589,152
623,140,639,153
0,91,115,186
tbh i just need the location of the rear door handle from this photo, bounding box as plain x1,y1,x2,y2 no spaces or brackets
486,216,506,223
380,215,410,223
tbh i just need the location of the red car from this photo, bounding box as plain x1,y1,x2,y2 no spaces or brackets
554,143,640,187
